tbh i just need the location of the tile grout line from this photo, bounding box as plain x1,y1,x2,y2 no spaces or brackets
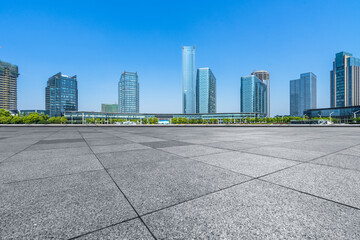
195,138,360,174
258,178,360,211
3,168,104,185
76,128,158,240
67,216,139,240
0,127,65,166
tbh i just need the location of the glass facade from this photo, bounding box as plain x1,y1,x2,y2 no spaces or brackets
304,105,360,121
290,72,317,117
118,71,139,113
331,52,360,107
240,75,267,115
65,111,265,121
0,60,19,111
251,70,270,117
182,46,196,114
196,68,216,113
101,104,119,113
45,72,78,117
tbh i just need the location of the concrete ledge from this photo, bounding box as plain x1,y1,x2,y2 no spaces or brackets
0,124,359,127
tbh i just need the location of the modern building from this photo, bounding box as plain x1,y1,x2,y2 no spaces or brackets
65,111,265,123
240,75,267,116
330,51,360,108
196,68,216,113
290,72,317,117
118,71,139,113
304,105,360,122
19,110,49,116
182,46,196,114
252,70,270,117
101,103,119,113
45,72,78,117
0,60,19,111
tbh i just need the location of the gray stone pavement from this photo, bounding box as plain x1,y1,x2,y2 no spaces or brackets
0,126,360,239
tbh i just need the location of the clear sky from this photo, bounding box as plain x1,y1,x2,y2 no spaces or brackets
1,0,359,116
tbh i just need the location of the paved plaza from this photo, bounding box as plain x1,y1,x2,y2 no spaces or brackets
0,126,360,239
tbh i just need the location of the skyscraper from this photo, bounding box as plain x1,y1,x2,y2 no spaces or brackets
45,72,78,117
118,71,139,113
290,72,317,117
240,75,267,115
0,60,19,111
252,70,270,117
182,46,196,114
196,68,216,113
331,51,360,107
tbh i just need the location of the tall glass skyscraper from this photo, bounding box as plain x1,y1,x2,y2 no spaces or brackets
331,51,360,108
240,75,267,115
118,71,139,113
290,72,317,117
45,72,78,117
251,70,270,117
0,60,19,111
182,46,196,114
196,68,216,113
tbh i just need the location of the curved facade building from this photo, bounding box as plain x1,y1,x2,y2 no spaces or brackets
45,72,78,117
182,46,196,114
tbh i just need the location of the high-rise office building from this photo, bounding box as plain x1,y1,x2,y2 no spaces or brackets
45,72,78,117
182,46,196,114
290,72,317,117
240,75,267,115
330,51,360,107
118,71,139,113
0,60,19,111
196,68,216,113
252,70,270,117
101,103,119,113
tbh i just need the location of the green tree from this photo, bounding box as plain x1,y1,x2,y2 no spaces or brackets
0,116,12,124
23,113,41,124
0,109,11,117
60,116,67,124
10,115,23,124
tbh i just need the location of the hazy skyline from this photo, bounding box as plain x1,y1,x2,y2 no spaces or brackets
1,0,360,116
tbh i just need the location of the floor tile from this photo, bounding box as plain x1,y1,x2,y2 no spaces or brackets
109,158,250,214
98,148,181,169
193,151,298,177
161,145,228,157
143,180,360,239
0,170,137,239
77,219,153,240
262,163,360,208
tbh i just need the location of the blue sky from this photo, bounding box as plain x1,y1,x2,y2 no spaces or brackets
1,0,359,116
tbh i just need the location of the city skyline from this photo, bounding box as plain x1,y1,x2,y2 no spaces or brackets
1,1,360,116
